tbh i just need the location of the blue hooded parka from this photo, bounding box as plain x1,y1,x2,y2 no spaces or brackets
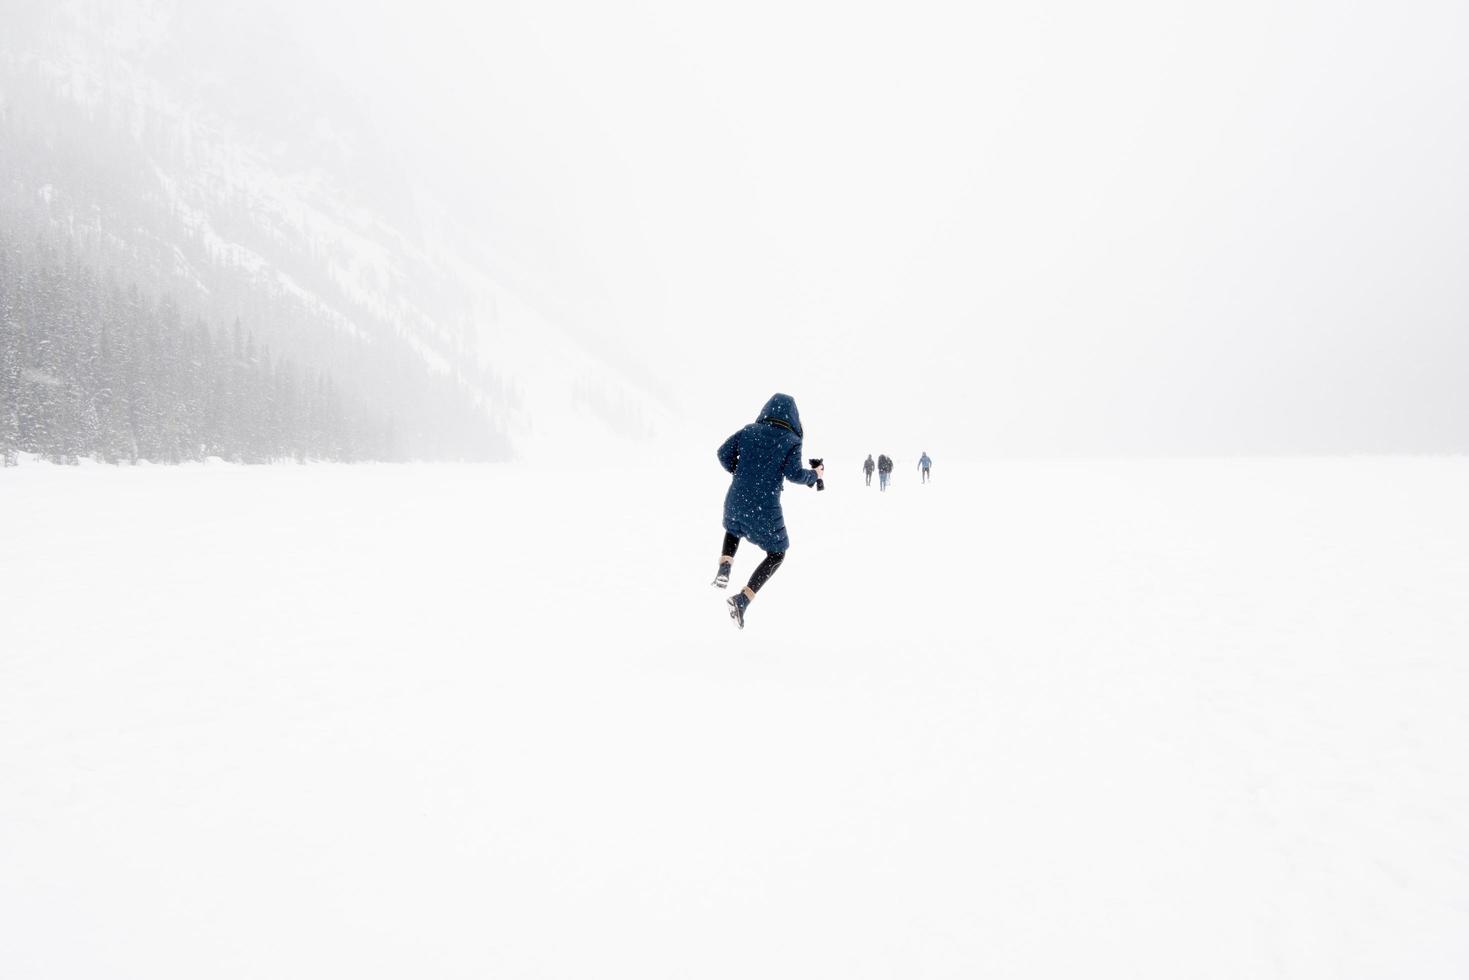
716,393,819,553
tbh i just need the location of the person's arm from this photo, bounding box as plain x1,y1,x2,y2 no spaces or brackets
781,444,820,487
717,432,739,474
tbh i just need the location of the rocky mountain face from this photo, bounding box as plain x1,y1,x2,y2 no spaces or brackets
0,0,666,463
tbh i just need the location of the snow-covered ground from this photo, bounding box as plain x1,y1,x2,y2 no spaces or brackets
3,457,1468,979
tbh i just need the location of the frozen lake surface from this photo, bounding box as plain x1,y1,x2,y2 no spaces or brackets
3,458,1468,978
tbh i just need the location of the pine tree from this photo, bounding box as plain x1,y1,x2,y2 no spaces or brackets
0,238,19,466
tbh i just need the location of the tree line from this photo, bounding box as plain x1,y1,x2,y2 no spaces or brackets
0,236,485,465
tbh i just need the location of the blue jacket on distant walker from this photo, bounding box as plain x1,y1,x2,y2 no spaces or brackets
716,393,820,553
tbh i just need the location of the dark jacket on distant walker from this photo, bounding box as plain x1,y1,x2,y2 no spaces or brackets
716,393,820,553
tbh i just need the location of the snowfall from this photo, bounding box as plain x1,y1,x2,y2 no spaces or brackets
2,456,1467,979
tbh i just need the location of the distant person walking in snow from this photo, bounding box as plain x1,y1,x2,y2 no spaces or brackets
877,453,893,491
863,454,875,486
712,393,824,629
918,452,932,483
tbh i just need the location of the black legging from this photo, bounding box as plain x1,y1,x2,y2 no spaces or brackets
721,532,785,594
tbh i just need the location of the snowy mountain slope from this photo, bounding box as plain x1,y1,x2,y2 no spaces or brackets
0,0,672,457
2,457,1467,978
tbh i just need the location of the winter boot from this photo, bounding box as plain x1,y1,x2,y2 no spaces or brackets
727,590,751,629
711,561,732,589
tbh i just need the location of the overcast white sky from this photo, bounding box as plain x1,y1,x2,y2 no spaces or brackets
276,0,1469,454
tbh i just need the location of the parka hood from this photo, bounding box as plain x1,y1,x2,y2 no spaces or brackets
757,392,803,439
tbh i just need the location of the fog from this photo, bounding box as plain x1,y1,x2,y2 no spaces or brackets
272,0,1468,457
6,0,1469,458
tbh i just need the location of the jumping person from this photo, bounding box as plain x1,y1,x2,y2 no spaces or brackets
877,453,893,491
712,393,824,629
863,454,875,486
918,451,932,483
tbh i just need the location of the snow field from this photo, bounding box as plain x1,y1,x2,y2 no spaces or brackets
2,457,1468,978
